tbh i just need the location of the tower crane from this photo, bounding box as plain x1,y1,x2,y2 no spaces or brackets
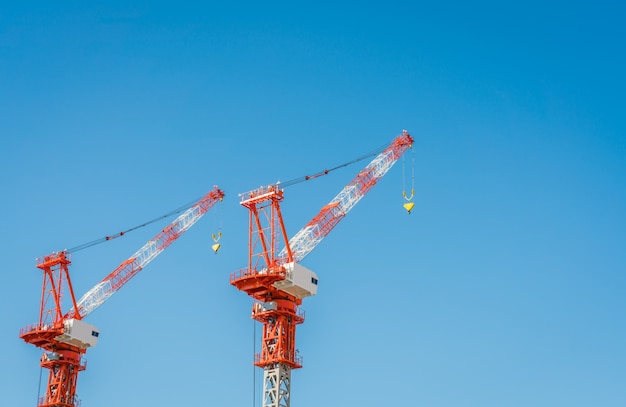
20,186,225,407
230,131,414,407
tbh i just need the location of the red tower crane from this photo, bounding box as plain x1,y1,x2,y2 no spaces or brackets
230,131,414,407
20,186,225,407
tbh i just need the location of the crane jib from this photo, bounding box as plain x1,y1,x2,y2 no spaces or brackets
66,186,224,319
282,130,414,262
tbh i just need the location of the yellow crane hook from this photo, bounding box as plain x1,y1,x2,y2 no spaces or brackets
402,190,415,214
401,145,415,215
403,201,415,214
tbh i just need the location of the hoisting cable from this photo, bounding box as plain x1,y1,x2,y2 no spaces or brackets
402,145,416,214
211,198,224,254
66,195,207,254
275,142,390,188
36,363,43,406
252,317,257,407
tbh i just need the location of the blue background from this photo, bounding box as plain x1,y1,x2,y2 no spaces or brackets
2,1,625,406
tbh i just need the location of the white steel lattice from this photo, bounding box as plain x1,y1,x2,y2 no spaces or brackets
70,188,223,318
263,364,292,407
282,141,407,263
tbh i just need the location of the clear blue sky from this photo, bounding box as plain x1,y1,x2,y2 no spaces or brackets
2,1,625,406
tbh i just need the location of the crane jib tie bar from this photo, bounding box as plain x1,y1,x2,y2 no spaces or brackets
66,139,398,254
276,142,389,188
66,198,204,254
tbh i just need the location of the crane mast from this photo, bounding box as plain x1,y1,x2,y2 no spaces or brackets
231,131,414,407
20,186,224,407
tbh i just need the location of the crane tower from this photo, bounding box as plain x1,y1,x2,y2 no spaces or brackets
231,131,414,407
20,186,224,407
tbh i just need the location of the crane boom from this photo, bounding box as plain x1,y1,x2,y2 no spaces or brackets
67,185,224,319
281,130,414,263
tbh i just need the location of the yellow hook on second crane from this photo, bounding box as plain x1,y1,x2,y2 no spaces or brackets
402,190,415,214
401,144,416,215
403,201,415,214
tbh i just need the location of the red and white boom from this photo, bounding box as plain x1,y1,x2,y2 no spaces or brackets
231,131,414,407
282,130,415,263
69,186,225,319
20,186,224,407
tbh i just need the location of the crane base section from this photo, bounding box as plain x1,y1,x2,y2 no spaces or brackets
272,262,318,299
55,319,100,349
263,364,293,407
